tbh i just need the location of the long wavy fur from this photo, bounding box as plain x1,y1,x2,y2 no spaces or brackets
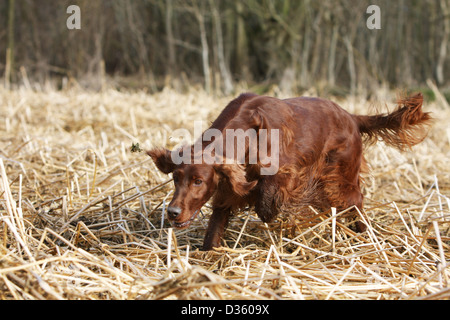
354,93,432,150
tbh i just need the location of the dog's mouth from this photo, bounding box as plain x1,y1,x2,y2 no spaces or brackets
172,210,200,229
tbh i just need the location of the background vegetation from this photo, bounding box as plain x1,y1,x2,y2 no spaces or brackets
1,1,449,300
1,0,449,96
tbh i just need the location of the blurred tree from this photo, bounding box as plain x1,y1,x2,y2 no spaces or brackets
5,0,15,89
0,0,448,95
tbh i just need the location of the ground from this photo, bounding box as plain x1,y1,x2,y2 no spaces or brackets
0,87,449,299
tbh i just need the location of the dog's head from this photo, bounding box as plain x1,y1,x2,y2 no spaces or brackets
148,148,256,228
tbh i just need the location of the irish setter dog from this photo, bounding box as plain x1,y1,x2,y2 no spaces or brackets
148,93,431,250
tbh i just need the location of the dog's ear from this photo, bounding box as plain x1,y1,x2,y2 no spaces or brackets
147,148,176,174
214,164,257,197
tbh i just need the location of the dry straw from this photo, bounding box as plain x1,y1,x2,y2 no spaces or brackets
0,86,449,300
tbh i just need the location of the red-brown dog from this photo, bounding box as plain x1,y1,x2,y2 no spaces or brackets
148,93,431,250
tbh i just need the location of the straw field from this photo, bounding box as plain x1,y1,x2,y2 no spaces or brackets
0,86,449,300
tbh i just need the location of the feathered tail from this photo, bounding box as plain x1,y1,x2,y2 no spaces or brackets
353,93,432,150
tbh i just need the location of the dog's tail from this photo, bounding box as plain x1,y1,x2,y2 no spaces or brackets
353,93,432,150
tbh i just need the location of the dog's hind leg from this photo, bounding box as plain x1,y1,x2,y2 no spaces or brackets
254,175,281,223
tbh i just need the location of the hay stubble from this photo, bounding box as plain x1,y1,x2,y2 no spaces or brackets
0,88,449,300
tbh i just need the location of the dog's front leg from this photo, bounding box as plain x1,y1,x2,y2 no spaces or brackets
203,206,231,250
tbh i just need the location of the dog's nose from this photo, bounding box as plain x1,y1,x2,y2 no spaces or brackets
167,206,182,219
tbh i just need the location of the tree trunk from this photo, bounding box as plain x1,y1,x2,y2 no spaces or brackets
210,0,233,95
328,25,338,86
166,0,177,79
345,35,356,96
300,0,311,87
5,0,15,89
235,2,249,79
195,8,211,93
436,0,449,84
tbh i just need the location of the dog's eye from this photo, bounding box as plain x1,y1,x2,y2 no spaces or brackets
193,179,203,186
